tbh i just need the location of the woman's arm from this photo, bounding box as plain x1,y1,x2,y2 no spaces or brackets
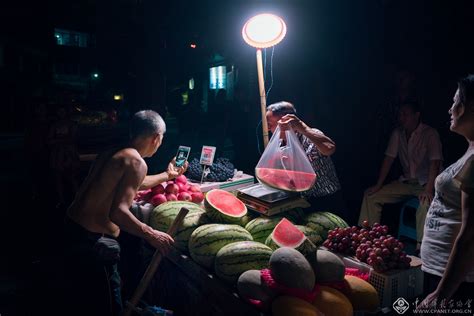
278,114,336,156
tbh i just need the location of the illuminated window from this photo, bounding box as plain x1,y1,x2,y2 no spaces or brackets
209,66,226,90
54,28,90,47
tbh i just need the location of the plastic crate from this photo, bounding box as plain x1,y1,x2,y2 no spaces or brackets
342,256,424,308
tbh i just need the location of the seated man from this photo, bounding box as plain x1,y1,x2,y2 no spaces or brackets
359,101,442,249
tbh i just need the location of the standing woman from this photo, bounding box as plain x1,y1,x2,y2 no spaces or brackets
420,75,474,306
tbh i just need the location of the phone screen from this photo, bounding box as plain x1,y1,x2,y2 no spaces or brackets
176,146,191,167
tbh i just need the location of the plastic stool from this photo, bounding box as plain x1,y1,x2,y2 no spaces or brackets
397,198,419,241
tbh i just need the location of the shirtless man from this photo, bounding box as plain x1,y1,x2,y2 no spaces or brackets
63,110,186,315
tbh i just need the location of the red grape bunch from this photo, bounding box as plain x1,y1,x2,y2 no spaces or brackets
323,220,412,272
323,225,360,256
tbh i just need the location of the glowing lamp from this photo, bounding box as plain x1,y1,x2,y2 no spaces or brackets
242,13,286,147
242,14,286,49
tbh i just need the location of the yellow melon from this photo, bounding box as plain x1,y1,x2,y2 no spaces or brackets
272,296,323,316
312,286,353,316
343,275,379,312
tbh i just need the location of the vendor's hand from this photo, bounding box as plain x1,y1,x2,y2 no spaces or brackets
146,230,174,255
278,114,308,134
416,291,444,315
365,184,382,195
418,189,434,206
166,158,188,180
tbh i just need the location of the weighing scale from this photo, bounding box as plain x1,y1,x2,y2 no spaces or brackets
236,183,310,216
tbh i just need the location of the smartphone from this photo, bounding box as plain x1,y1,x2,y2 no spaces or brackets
175,146,191,167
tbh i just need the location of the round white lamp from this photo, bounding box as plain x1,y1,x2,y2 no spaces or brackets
242,13,287,147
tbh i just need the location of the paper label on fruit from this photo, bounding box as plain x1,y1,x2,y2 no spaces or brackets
200,146,216,166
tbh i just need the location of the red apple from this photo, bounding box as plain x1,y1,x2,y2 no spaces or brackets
136,189,153,202
150,194,167,206
151,184,165,195
175,175,187,185
177,192,192,202
191,192,204,203
165,193,177,201
165,183,179,195
188,185,200,193
177,182,188,193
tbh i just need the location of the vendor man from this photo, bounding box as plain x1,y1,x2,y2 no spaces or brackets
266,101,345,218
64,110,187,315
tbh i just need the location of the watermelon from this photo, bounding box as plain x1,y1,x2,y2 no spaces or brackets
204,189,247,224
255,168,316,192
299,226,324,247
188,224,253,269
304,211,349,240
149,201,205,231
173,211,210,252
149,201,208,251
285,208,306,224
265,218,317,255
237,213,256,227
214,241,273,284
245,216,292,243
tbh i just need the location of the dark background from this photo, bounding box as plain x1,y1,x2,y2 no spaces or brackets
0,0,473,314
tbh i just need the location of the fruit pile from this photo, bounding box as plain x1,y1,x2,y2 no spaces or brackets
186,157,235,182
323,221,411,272
134,175,204,206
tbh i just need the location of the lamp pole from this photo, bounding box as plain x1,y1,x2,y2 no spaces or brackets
256,48,269,147
242,13,286,148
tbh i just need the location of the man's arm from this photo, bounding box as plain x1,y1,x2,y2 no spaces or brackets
419,159,442,205
278,114,336,156
109,157,173,252
421,188,474,304
366,156,395,195
139,158,188,190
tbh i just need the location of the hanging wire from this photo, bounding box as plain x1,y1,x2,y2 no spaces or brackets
263,48,267,84
266,46,275,98
256,119,262,155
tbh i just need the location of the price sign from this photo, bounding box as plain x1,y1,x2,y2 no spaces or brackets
199,146,216,166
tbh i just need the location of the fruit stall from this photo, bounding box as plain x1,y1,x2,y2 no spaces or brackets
129,169,424,316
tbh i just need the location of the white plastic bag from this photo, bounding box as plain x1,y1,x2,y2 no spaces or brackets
255,126,316,192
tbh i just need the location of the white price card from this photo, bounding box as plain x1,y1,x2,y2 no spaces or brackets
199,146,216,166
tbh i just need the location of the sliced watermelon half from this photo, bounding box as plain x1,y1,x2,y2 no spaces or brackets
266,218,317,255
204,189,247,224
255,168,316,192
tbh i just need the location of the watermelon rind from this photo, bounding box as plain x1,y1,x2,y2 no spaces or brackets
214,241,273,284
204,189,247,224
188,224,253,269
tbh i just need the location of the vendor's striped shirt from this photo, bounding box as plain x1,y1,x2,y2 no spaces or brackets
298,129,341,198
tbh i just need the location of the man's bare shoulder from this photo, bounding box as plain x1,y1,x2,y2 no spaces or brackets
112,148,147,173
